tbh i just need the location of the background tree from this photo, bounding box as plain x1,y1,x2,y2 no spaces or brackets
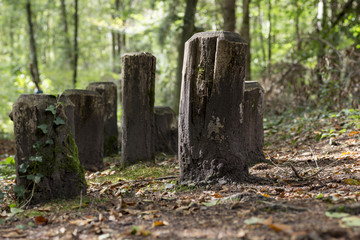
220,0,236,32
174,0,199,113
240,0,251,80
26,0,41,92
72,0,79,87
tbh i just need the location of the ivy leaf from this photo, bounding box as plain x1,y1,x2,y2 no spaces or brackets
19,162,29,173
37,124,48,134
45,139,54,145
13,185,25,197
45,105,56,115
27,174,35,181
54,117,65,126
35,173,43,184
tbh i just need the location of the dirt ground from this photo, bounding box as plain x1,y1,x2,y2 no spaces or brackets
0,125,359,239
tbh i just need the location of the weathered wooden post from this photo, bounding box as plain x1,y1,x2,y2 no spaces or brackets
243,81,266,166
63,89,104,171
179,31,249,184
121,52,156,165
86,82,118,156
9,94,86,204
154,106,178,155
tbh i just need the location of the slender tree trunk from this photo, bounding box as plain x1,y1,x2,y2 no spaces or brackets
240,0,251,81
26,0,41,92
267,0,272,83
316,0,328,85
294,0,301,51
60,0,73,67
220,0,236,32
174,0,198,113
111,0,122,73
257,1,266,72
72,0,79,88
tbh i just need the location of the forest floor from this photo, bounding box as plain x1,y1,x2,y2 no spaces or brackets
0,108,359,239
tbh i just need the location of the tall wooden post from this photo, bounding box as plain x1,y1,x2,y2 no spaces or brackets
121,53,156,166
87,82,118,156
179,31,249,184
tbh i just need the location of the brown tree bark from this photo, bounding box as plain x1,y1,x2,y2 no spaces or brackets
121,53,156,166
179,32,249,184
72,0,79,88
240,0,251,80
174,0,198,114
26,0,41,93
220,0,236,32
60,0,73,67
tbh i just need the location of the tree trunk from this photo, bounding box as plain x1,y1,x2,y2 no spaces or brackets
121,53,156,166
257,1,266,77
240,0,251,81
72,0,79,88
26,0,41,93
111,0,122,73
243,81,266,166
174,0,198,113
86,82,118,157
60,0,73,68
294,0,301,51
267,0,272,83
220,0,236,32
63,90,105,171
9,94,86,205
179,32,249,184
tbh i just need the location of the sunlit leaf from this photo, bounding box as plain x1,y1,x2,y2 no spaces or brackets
45,105,56,115
153,221,164,227
325,212,349,218
202,199,220,207
349,131,359,137
244,217,265,225
341,216,360,228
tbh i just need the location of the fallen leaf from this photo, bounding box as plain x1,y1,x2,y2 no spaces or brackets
34,216,48,226
325,212,349,218
349,131,359,137
262,216,273,225
343,179,359,185
153,221,165,227
341,216,360,228
269,223,293,233
213,193,223,198
244,217,265,225
202,199,220,207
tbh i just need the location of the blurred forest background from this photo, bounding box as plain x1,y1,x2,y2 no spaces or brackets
0,0,359,138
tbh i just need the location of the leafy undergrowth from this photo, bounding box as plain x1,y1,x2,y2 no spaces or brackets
0,108,359,239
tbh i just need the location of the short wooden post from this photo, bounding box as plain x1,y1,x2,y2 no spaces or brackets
121,52,156,165
243,81,266,166
9,94,86,204
179,31,249,184
63,89,104,171
87,82,118,156
154,106,178,155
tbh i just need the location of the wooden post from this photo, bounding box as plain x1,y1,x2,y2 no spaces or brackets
121,52,155,165
154,106,178,155
9,94,86,204
87,82,118,156
63,89,104,171
243,81,266,166
179,31,249,184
